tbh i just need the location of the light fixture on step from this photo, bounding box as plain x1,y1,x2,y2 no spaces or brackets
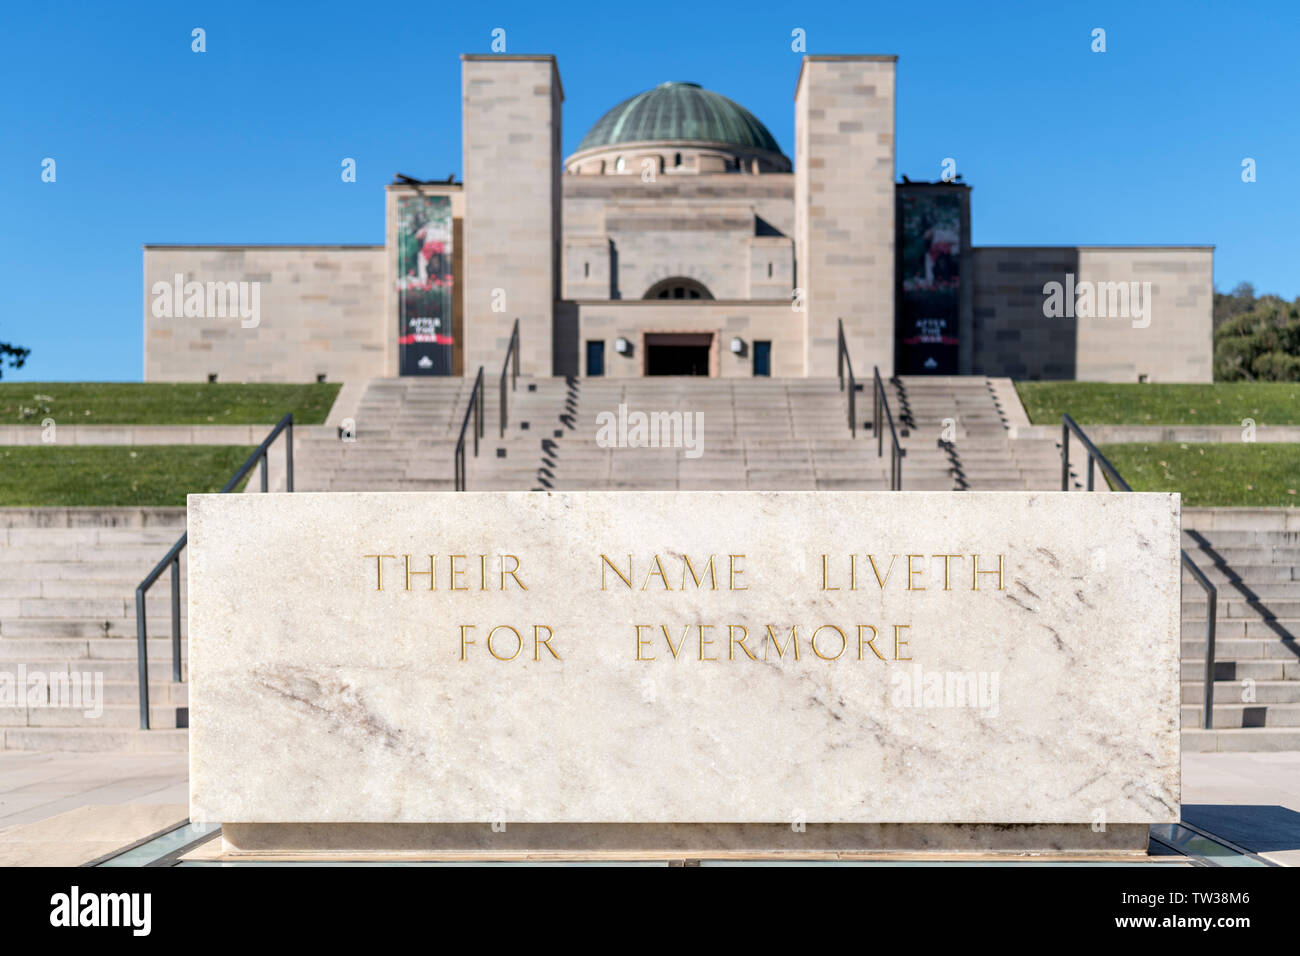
730,336,745,355
614,337,631,354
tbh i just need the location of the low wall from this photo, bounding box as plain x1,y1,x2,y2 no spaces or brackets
971,246,1213,383
144,245,388,383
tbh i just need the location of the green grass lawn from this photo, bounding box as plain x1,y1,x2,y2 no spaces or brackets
0,382,340,426
0,446,256,506
1016,382,1300,426
1099,442,1300,507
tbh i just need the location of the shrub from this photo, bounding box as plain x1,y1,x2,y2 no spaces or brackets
1213,295,1300,381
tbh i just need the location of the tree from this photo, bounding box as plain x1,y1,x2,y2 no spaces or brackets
0,341,30,380
1214,293,1300,381
1213,281,1257,331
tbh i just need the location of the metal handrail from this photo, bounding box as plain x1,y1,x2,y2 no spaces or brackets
872,367,904,491
499,318,520,439
836,318,856,437
454,366,485,491
135,412,295,730
1060,413,1218,729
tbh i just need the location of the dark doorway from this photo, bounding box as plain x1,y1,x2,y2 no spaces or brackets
586,340,605,377
753,341,771,377
645,333,712,376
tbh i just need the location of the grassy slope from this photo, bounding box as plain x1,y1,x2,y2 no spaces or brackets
1099,442,1300,508
0,446,256,507
0,382,340,426
1016,382,1300,426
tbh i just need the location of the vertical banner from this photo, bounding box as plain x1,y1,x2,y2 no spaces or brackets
397,195,453,375
898,191,961,374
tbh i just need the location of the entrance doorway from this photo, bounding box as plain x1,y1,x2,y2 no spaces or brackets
644,333,713,376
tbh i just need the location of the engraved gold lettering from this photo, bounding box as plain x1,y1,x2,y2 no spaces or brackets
729,554,747,590
936,554,961,590
821,554,839,591
501,554,527,590
728,624,756,661
681,555,718,590
449,554,468,591
765,624,800,660
972,553,1006,591
404,554,435,591
364,554,395,591
698,624,717,661
867,554,897,589
487,624,523,661
811,624,846,660
634,624,655,661
533,625,560,661
893,623,912,660
857,624,884,661
642,554,671,590
662,624,690,658
601,554,633,590
906,554,925,591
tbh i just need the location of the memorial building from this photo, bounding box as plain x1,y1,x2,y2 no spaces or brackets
143,54,1214,385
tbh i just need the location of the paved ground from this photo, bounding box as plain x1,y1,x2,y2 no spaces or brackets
0,751,187,830
0,750,1295,864
1181,751,1300,865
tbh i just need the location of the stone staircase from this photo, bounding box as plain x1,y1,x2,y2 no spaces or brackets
0,509,190,752
886,376,1071,491
293,374,1072,494
4,376,1296,754
294,378,469,491
1180,509,1300,751
493,377,897,491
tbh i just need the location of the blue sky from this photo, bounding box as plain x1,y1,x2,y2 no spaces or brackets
2,0,1296,381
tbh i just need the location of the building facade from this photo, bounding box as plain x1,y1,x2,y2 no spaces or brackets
144,54,1214,384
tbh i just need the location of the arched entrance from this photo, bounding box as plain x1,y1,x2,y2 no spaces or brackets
643,277,714,300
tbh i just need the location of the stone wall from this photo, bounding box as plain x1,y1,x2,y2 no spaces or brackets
795,56,897,377
561,174,794,302
143,245,386,383
971,246,1213,382
1076,247,1213,383
461,55,562,376
971,247,1080,380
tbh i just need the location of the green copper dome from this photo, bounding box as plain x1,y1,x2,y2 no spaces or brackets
575,82,784,155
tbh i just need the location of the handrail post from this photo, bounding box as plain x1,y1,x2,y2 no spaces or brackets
837,320,845,391
1202,586,1218,729
1061,421,1069,490
876,375,884,458
285,419,294,492
1086,453,1095,491
848,373,856,438
499,372,507,439
170,557,182,682
873,379,880,451
136,589,150,730
475,372,483,455
453,367,486,491
260,452,269,492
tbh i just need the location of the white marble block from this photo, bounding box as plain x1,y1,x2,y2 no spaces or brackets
187,491,1181,828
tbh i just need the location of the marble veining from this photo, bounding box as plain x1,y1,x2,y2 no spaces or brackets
187,491,1181,825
